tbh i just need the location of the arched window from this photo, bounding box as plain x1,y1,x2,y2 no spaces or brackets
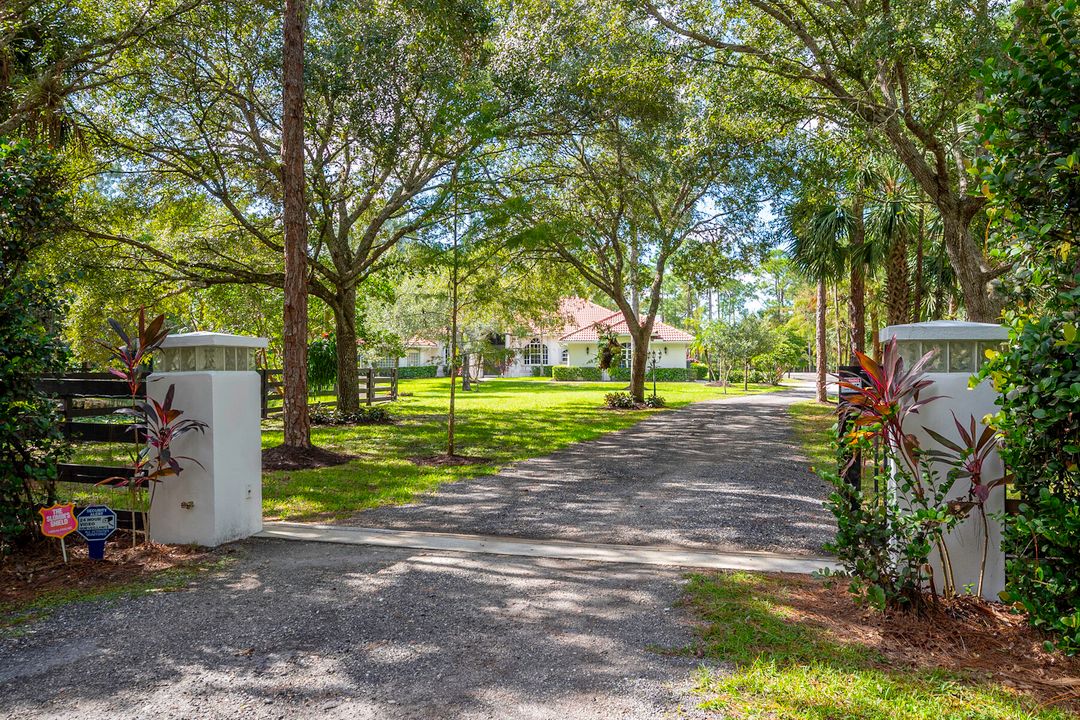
523,339,548,366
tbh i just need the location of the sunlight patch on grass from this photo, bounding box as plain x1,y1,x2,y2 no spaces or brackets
681,572,1073,720
787,400,837,477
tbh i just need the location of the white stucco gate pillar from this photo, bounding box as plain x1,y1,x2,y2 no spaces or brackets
147,332,267,546
881,320,1009,601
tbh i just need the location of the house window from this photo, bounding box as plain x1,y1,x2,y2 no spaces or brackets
373,356,396,369
560,348,569,364
523,339,548,366
405,350,421,367
620,342,632,368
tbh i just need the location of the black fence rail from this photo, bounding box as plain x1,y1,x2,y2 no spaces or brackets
36,373,137,485
260,367,399,418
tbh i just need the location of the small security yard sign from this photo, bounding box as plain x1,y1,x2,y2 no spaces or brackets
76,505,118,561
39,503,78,563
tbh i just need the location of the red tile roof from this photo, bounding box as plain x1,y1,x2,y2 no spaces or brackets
404,336,439,348
557,303,694,343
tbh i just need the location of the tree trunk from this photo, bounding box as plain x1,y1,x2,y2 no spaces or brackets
848,195,866,362
815,278,827,403
911,208,925,323
885,229,910,326
940,209,999,321
461,351,471,391
629,333,649,403
833,281,843,367
281,0,310,449
743,358,749,391
870,305,882,359
333,286,360,413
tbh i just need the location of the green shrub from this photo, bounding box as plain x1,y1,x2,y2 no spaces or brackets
604,391,636,409
552,366,602,381
726,368,771,384
982,308,1080,652
0,140,70,553
307,335,337,393
398,365,436,379
608,366,692,382
691,362,709,380
310,406,392,425
643,395,666,408
530,365,553,377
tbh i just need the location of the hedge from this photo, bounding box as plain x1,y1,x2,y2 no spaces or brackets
552,366,602,381
398,365,437,379
530,365,553,377
609,366,694,382
691,362,709,380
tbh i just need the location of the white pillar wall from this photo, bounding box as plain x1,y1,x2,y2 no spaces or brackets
880,321,1009,601
147,332,267,547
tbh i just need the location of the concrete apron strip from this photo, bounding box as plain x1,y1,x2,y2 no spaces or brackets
257,521,837,574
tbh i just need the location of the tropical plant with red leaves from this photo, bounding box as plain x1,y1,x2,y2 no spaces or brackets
830,337,968,602
95,309,169,399
95,309,206,543
925,413,1009,596
838,338,943,497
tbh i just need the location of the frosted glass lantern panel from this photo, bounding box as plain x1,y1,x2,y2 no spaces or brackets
948,341,976,373
897,341,921,369
923,341,947,372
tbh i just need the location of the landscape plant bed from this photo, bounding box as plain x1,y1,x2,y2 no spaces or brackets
262,444,357,471
1,536,215,628
678,571,1080,718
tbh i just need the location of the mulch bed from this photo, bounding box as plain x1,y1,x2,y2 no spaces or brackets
1,533,211,610
262,445,357,471
409,453,493,467
773,573,1080,711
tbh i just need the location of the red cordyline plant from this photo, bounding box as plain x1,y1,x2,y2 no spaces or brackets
925,412,1008,596
837,337,943,497
95,309,206,544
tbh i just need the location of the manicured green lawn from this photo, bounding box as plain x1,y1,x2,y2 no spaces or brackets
261,376,782,521
679,571,1075,720
787,399,837,477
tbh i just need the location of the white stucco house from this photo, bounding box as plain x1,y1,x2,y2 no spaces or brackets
394,297,695,378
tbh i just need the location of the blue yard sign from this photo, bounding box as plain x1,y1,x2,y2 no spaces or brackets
76,505,117,560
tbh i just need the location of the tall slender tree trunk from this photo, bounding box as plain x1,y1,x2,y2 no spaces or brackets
870,305,882,359
333,286,359,413
629,330,649,403
848,195,866,362
833,281,843,368
885,230,911,326
912,208,926,323
815,278,827,402
281,0,311,449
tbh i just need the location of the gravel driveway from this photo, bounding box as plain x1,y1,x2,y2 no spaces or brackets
351,378,834,555
1,539,712,720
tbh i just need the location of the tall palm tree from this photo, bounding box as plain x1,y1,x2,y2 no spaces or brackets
865,164,921,326
788,203,847,402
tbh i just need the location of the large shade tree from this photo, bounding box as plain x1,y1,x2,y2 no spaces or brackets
76,0,516,412
645,0,1010,321
503,7,773,402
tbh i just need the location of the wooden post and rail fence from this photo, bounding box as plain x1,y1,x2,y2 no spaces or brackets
34,367,400,527
259,367,398,418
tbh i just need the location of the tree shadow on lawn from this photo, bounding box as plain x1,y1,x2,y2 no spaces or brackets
676,571,1080,720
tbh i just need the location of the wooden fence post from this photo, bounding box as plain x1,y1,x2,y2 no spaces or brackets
366,368,375,406
391,368,398,400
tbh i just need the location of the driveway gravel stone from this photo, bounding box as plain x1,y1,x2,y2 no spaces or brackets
350,377,834,554
1,539,713,719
